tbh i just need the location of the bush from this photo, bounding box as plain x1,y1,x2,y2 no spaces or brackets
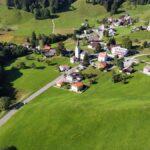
31,63,36,69
0,96,11,111
45,60,51,65
0,146,17,150
16,62,26,69
25,55,35,60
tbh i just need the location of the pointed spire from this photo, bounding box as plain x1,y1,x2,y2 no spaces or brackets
77,39,80,47
75,39,80,59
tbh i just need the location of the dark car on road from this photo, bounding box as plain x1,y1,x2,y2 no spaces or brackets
15,102,25,110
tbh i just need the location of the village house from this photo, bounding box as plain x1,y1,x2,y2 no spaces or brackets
42,45,56,57
96,62,108,70
70,56,77,64
59,65,70,72
71,82,84,92
43,49,56,57
132,26,146,32
99,24,105,31
108,28,116,37
98,52,108,62
43,45,51,51
111,46,128,57
56,80,65,88
143,66,150,75
88,34,101,42
80,51,88,60
88,42,100,50
147,22,150,31
66,72,83,83
123,60,134,74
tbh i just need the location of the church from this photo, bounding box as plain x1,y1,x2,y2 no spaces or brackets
75,40,80,59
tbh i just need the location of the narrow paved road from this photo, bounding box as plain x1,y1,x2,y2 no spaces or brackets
0,66,78,127
130,53,150,59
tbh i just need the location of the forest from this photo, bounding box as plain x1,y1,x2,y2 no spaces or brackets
6,0,150,19
6,0,76,19
0,43,29,111
86,0,150,14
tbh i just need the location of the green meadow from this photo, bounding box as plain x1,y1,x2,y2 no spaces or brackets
0,68,150,150
0,0,149,43
0,1,150,150
4,55,72,101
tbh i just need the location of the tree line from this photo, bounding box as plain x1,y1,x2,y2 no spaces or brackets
86,0,150,14
0,43,29,112
6,0,75,19
29,32,71,48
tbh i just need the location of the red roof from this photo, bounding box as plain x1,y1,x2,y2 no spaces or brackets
99,52,107,58
97,62,107,68
43,45,51,50
72,82,83,88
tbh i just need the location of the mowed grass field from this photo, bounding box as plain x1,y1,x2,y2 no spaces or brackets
4,55,72,101
0,1,150,150
0,69,150,150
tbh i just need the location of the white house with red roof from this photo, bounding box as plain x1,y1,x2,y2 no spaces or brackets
71,82,84,92
98,52,108,62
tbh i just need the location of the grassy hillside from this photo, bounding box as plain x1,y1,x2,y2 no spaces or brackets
0,1,150,150
0,0,150,43
0,0,108,40
3,55,73,101
0,69,150,150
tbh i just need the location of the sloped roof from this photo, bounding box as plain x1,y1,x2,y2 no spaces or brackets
72,82,83,88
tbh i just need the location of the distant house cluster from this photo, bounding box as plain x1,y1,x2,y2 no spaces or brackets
132,22,150,32
56,70,86,93
107,14,134,27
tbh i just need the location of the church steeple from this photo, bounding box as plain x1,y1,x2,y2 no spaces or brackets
75,39,80,59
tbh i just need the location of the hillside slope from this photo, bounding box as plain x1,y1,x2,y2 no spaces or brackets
0,71,150,150
0,0,150,40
